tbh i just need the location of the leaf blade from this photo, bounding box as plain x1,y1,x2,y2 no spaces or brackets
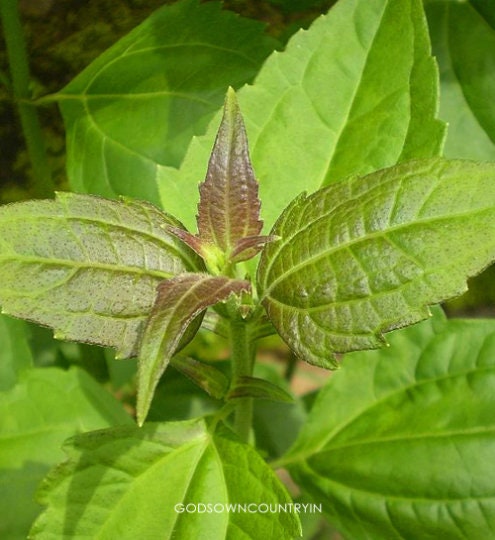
162,0,445,231
57,0,278,203
258,158,495,367
197,87,263,255
0,193,201,358
282,314,495,538
137,273,250,425
30,420,301,539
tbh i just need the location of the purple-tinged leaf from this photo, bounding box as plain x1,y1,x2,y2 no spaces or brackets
230,234,279,263
258,158,495,368
196,87,263,256
170,355,229,399
137,273,250,425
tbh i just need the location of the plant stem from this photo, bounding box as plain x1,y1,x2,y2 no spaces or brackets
229,319,255,444
0,0,54,197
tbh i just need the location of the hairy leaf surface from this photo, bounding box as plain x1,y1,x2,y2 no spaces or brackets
162,0,444,231
426,1,495,160
55,0,277,203
197,87,262,255
31,420,301,539
283,313,495,538
0,193,200,358
258,158,495,367
137,274,250,425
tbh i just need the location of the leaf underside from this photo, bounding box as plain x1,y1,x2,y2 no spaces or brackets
0,192,200,359
258,158,495,368
137,273,250,425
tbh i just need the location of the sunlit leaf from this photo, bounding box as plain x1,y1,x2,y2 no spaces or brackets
258,158,495,367
283,313,495,538
162,0,444,231
31,420,301,539
0,193,200,358
56,0,278,203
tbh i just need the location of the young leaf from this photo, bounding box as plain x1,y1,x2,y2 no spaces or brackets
161,0,445,231
0,192,201,359
197,87,263,255
30,420,301,539
258,158,495,368
169,88,273,267
170,356,229,400
55,0,278,203
282,314,495,538
227,376,294,403
137,273,250,425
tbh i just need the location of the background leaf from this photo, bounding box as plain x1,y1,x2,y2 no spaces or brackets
282,311,495,539
426,0,495,161
31,420,301,539
161,0,445,231
0,365,131,540
258,158,495,367
0,192,200,358
0,314,33,391
55,0,278,204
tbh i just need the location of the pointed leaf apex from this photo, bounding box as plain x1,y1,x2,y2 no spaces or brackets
196,88,263,258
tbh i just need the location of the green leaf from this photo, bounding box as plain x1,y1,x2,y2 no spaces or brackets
227,376,294,403
31,420,301,539
0,192,200,359
56,0,278,203
0,366,131,540
258,158,495,368
170,355,229,400
162,0,445,231
137,273,250,425
282,313,495,539
0,314,33,391
426,1,495,160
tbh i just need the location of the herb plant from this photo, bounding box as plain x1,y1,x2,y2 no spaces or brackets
2,0,495,538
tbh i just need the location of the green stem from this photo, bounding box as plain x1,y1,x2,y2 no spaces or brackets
0,0,54,197
229,319,255,444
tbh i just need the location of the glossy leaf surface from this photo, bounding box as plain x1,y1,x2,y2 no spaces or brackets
31,420,301,539
162,0,444,231
258,158,495,367
284,313,495,538
0,193,200,358
137,273,250,425
57,0,277,203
